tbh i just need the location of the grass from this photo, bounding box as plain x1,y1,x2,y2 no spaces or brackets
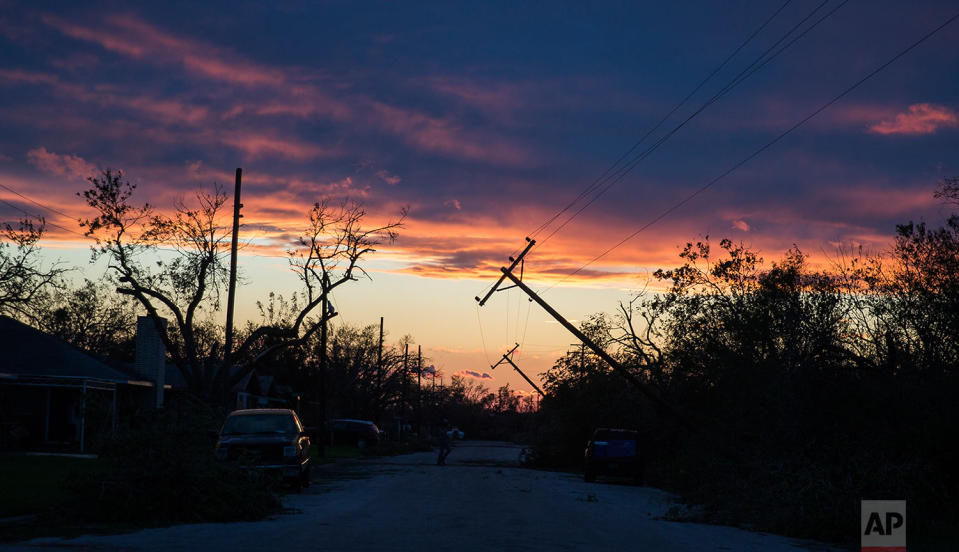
310,444,364,462
0,454,106,518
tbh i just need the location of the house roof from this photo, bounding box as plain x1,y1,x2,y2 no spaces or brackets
0,316,148,384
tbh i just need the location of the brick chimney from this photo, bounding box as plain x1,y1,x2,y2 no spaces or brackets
135,316,168,408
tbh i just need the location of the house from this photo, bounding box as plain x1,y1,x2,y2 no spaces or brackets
0,315,165,453
1,314,299,452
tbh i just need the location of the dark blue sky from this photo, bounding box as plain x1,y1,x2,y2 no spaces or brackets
1,0,958,276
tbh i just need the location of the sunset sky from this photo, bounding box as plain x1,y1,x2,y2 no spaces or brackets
1,0,957,392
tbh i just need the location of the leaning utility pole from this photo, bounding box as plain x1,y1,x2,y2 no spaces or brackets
476,237,695,432
224,168,243,371
492,343,544,397
475,237,536,306
499,266,693,430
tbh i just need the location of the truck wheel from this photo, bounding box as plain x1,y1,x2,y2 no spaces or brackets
301,465,311,489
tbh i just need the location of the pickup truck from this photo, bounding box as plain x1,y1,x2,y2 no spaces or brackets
584,428,644,484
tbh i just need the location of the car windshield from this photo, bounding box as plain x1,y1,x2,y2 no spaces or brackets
222,414,298,435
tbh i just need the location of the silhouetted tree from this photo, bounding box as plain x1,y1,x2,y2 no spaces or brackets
37,278,138,362
0,217,67,321
79,169,404,401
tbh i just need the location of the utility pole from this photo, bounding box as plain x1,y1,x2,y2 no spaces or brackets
417,345,422,431
475,237,536,306
224,167,242,373
402,342,409,438
492,343,544,397
318,274,330,457
499,267,694,431
377,316,384,391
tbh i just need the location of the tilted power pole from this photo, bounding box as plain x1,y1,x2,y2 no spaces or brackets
492,343,544,397
499,267,694,430
475,238,695,432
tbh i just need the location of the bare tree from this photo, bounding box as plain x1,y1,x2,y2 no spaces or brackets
0,217,67,321
79,169,404,400
934,176,959,206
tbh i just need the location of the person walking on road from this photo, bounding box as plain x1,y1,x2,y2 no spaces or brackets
436,422,452,465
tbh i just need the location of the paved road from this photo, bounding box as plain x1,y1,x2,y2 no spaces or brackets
7,442,837,551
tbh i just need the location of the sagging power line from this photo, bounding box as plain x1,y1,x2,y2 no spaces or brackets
547,8,959,290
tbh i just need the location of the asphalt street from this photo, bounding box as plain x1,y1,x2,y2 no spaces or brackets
5,441,838,551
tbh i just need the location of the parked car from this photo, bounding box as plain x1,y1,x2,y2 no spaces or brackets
584,428,644,484
215,408,311,489
326,418,383,448
447,427,465,440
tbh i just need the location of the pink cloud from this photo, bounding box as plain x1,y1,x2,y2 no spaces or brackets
868,103,958,136
368,101,534,166
445,199,462,211
375,170,401,185
732,219,750,232
823,186,938,218
456,370,493,380
40,15,146,58
0,69,60,86
219,135,339,161
42,13,284,87
40,13,531,165
426,77,524,114
27,147,97,180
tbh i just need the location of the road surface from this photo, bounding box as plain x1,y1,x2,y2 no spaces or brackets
8,441,837,551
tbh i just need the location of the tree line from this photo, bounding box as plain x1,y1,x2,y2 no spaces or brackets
532,178,959,543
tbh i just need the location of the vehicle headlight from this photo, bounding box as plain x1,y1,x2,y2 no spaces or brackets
283,445,298,458
215,447,228,460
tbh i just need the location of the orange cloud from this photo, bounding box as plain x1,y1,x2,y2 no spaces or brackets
731,219,750,232
868,103,958,135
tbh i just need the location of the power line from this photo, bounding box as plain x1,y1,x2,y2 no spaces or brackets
526,0,795,243
474,0,795,300
548,9,959,290
0,181,78,222
0,195,88,239
537,0,845,248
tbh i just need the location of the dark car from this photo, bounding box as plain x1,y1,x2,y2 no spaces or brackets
215,408,311,488
326,418,382,448
584,428,644,484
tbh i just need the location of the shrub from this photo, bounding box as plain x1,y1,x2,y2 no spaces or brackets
66,397,280,524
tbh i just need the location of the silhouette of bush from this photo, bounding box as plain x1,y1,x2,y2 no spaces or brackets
66,397,280,524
